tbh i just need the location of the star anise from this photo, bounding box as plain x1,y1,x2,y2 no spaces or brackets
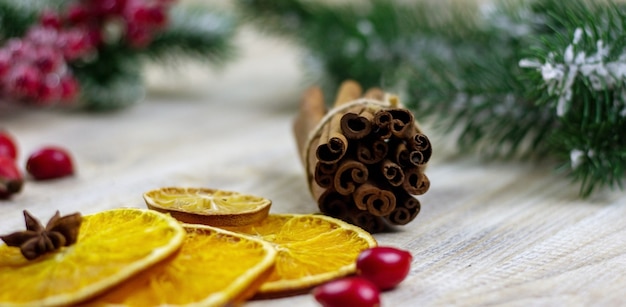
0,210,82,260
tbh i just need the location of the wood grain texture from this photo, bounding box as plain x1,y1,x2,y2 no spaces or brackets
2,28,626,307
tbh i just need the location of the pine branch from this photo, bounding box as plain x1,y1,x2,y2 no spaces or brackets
404,0,558,158
520,0,626,196
72,5,240,110
0,0,39,40
145,6,238,65
70,45,143,110
238,0,417,95
75,4,240,109
77,71,145,111
239,0,550,156
0,0,69,40
238,0,626,197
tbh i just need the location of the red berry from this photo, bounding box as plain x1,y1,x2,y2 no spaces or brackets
40,10,62,29
95,0,128,15
26,146,75,180
37,74,63,104
146,6,167,28
60,76,80,102
8,65,42,99
66,4,92,25
125,4,152,26
4,39,24,57
125,22,152,48
25,26,60,47
86,27,103,47
313,277,381,307
0,156,23,199
34,47,63,74
0,131,18,159
356,246,413,290
5,39,36,61
58,29,93,60
0,50,11,78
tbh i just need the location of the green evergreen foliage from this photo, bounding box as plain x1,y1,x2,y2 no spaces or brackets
147,6,238,63
237,0,626,197
70,44,145,110
0,0,39,39
73,6,239,110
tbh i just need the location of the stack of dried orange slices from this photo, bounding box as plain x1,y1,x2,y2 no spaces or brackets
142,187,378,299
0,187,377,306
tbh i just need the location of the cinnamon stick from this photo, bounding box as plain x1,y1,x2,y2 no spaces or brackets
388,109,415,138
333,80,363,107
381,159,405,187
363,87,385,100
352,182,396,216
373,109,393,139
314,80,368,164
315,114,348,164
350,208,387,233
394,142,411,168
293,79,432,233
314,162,337,188
408,133,432,165
318,189,351,218
385,193,421,225
402,168,430,195
293,86,326,164
340,110,374,140
334,160,368,195
356,138,388,165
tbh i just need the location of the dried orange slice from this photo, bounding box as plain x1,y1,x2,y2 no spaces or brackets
224,214,377,298
87,223,277,306
0,208,184,306
143,187,271,227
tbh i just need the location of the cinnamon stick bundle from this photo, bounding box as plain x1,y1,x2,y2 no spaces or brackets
293,80,432,232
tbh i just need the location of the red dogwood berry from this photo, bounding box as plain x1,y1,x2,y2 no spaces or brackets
26,146,75,180
356,246,413,290
0,131,18,160
313,277,381,307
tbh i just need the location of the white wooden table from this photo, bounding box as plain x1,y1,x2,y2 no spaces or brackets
1,29,626,307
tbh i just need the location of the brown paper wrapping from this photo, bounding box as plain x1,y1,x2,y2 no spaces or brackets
293,80,432,232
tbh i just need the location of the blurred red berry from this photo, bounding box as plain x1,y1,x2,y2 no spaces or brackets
0,131,18,160
0,156,23,200
26,26,60,47
37,75,63,104
26,146,75,180
313,277,381,307
40,10,62,29
5,39,36,61
58,29,93,60
95,0,128,15
34,47,63,74
125,22,152,48
60,76,80,102
66,4,92,25
86,27,103,47
125,4,152,26
8,65,42,99
147,6,167,28
0,51,11,78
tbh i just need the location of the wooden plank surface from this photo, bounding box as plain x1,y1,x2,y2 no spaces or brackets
2,29,626,306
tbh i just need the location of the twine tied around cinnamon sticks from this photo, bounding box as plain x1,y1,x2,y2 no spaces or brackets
293,80,432,233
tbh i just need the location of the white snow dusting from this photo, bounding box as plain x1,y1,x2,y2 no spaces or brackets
519,27,626,117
